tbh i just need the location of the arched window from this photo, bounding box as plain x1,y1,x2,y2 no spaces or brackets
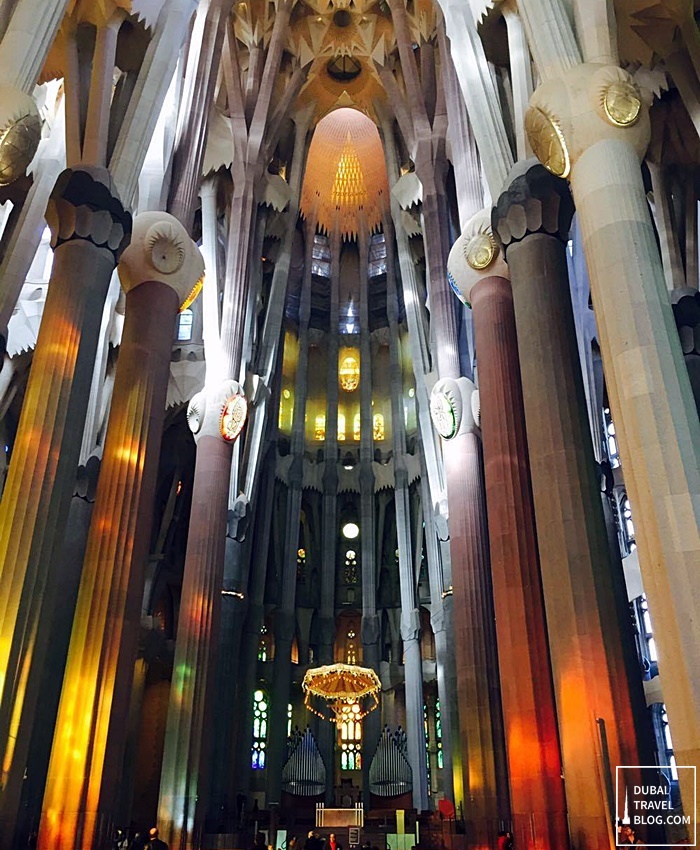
373,413,385,441
344,549,358,585
339,703,362,770
345,628,357,664
297,547,307,581
435,699,443,769
353,412,361,441
252,690,268,769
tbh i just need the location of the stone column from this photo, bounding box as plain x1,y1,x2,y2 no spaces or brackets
526,60,700,813
430,378,507,845
0,167,130,846
357,231,380,807
318,230,341,802
448,211,568,850
230,459,276,810
265,225,314,806
388,232,429,812
493,161,650,850
0,0,70,93
38,214,203,850
157,378,245,849
0,85,45,353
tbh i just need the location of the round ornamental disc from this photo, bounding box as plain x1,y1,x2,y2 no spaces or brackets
220,393,248,442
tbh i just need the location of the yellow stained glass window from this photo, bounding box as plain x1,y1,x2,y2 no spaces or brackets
373,413,384,441
339,354,360,392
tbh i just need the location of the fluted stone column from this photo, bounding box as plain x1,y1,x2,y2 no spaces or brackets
0,167,130,845
388,234,429,812
266,225,314,806
357,230,381,807
38,213,203,850
157,378,244,849
493,162,649,850
318,230,341,803
448,211,568,850
430,378,506,846
525,64,700,806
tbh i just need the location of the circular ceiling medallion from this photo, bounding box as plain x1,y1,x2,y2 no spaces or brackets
333,9,352,27
525,106,570,178
603,81,641,127
220,393,248,443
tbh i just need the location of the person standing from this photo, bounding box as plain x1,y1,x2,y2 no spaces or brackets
147,827,168,850
328,833,342,850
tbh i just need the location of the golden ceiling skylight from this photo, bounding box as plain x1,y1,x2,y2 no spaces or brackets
301,107,389,239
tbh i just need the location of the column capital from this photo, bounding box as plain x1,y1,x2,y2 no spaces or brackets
447,208,509,307
45,166,132,261
492,159,574,256
118,211,204,309
525,63,651,178
186,379,246,445
0,86,41,186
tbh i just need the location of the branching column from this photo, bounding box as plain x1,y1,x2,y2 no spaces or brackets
358,230,380,806
0,167,130,847
383,2,507,828
265,224,314,806
493,162,647,850
39,213,203,850
525,64,700,806
388,238,429,812
318,229,341,802
448,211,568,850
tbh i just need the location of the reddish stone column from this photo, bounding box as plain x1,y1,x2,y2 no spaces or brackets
430,378,507,848
38,213,203,850
448,211,568,850
157,378,246,849
492,162,651,850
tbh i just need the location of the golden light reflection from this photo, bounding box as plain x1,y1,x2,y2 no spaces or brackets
338,413,346,442
353,413,361,441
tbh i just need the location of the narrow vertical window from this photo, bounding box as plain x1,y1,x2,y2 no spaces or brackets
252,690,268,769
339,703,362,770
176,309,193,342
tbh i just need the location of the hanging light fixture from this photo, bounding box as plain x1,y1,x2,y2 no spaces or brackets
302,663,381,723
